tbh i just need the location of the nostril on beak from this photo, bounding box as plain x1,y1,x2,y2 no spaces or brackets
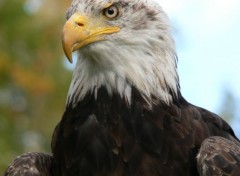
76,22,84,27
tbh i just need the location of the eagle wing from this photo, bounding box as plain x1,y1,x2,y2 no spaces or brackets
197,136,240,176
4,152,53,176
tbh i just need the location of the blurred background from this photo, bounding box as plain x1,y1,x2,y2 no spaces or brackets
0,0,239,174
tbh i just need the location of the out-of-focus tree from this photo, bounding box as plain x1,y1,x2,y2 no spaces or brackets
218,88,237,123
218,87,240,138
0,0,72,173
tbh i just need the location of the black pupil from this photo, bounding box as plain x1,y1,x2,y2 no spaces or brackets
107,8,115,15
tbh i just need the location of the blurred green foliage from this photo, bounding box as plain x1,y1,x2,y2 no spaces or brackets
218,88,239,124
0,0,72,173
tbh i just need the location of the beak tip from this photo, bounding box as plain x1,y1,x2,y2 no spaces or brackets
68,57,73,64
62,27,74,64
62,42,74,63
65,51,73,63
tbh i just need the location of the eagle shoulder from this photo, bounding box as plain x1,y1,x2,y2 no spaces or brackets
4,152,53,176
197,136,240,176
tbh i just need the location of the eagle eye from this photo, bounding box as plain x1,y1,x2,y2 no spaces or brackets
103,5,119,19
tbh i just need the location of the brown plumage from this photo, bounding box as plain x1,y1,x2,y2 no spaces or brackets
197,136,240,176
4,152,52,176
4,0,240,175
50,88,240,176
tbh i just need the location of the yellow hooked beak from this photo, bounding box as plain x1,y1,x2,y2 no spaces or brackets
61,13,120,63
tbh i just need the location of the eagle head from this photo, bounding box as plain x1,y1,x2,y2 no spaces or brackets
62,0,179,107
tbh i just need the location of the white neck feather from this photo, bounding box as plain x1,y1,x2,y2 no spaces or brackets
67,36,179,107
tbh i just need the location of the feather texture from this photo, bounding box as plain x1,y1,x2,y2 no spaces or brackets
52,87,240,176
4,152,52,176
197,136,240,176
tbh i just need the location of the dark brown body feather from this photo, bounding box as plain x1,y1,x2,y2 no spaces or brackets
4,152,52,176
51,87,239,176
197,136,240,176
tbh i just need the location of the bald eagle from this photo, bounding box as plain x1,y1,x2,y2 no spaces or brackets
4,0,240,175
